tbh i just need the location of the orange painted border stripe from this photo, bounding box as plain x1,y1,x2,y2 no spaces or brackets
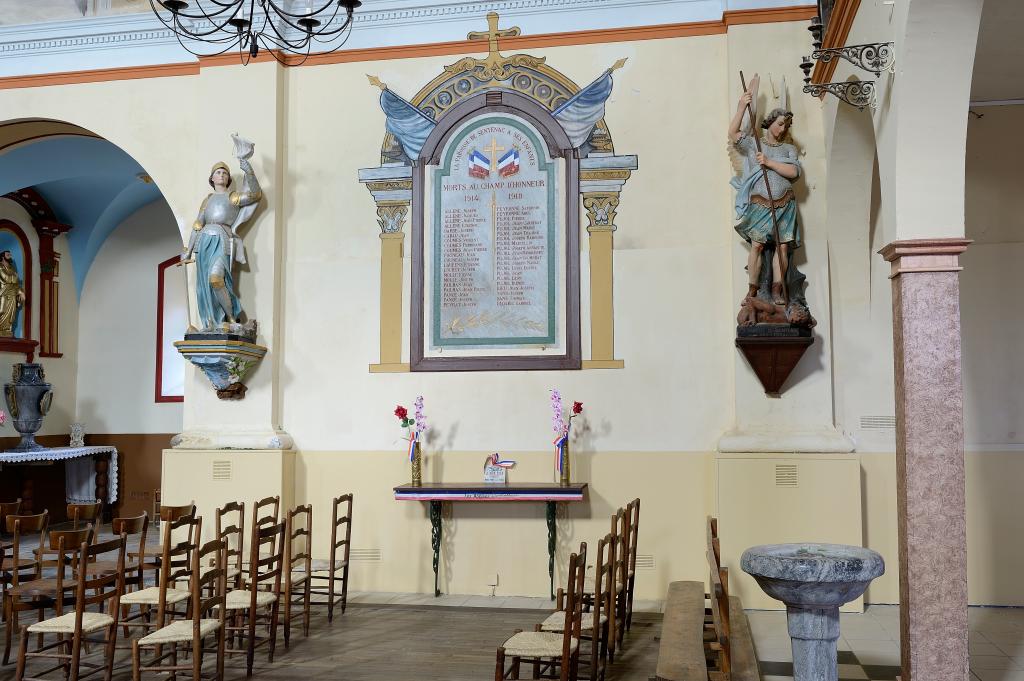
0,5,816,89
0,61,198,90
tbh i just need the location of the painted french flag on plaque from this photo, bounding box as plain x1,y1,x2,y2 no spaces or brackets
498,148,520,177
468,150,490,178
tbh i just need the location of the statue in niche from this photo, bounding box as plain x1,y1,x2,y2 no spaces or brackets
728,75,812,323
0,250,26,337
184,133,261,337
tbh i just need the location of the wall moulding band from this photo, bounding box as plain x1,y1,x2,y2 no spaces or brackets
0,3,815,89
879,239,972,279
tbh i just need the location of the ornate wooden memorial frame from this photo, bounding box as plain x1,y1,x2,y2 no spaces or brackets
410,90,581,372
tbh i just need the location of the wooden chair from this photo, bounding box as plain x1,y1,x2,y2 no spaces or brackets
119,515,201,644
283,505,312,647
0,499,21,541
224,516,285,676
2,511,50,665
253,496,280,526
585,509,625,663
210,502,245,592
66,501,103,534
705,517,731,681
496,542,586,681
241,496,280,582
82,513,148,590
34,524,95,570
0,499,24,613
131,536,227,681
131,502,196,584
624,497,640,632
540,533,612,681
611,507,631,654
14,535,127,681
306,493,352,622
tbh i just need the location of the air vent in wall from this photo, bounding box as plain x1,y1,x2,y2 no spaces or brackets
635,554,655,570
212,460,232,481
860,415,896,430
775,464,798,488
350,548,382,562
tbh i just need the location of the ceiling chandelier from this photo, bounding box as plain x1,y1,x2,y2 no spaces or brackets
150,0,361,65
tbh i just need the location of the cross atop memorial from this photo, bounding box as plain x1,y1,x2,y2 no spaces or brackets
483,137,505,171
467,12,520,68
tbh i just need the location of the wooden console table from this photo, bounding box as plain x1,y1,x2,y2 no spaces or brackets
394,482,588,598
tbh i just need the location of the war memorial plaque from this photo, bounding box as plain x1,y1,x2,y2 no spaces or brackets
410,95,581,372
431,115,556,350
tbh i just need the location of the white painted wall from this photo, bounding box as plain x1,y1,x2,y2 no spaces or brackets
76,198,183,433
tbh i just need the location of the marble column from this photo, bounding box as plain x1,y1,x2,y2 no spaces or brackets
879,238,971,681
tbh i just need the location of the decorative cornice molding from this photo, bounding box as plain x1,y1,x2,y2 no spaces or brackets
879,238,972,278
0,1,814,85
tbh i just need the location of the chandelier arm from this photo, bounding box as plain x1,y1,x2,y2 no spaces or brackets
153,0,237,22
169,24,241,58
304,9,354,38
263,0,337,19
161,2,250,41
311,16,354,43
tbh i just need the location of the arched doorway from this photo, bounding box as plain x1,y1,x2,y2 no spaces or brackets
0,117,184,520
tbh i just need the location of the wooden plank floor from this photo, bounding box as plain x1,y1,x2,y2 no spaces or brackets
0,603,662,681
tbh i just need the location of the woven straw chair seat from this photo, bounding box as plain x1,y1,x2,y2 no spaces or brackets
28,611,113,634
121,586,190,606
539,611,606,634
139,619,220,645
224,589,277,609
501,631,578,658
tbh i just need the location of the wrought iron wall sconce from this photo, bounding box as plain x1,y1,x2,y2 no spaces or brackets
812,42,895,77
803,80,876,110
800,55,878,111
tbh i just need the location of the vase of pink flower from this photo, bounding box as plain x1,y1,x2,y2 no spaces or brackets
395,396,428,486
551,389,583,486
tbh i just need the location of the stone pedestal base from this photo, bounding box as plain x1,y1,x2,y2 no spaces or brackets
788,605,840,681
171,427,293,450
161,448,294,541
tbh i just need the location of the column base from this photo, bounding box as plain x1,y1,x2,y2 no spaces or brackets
369,362,411,373
171,427,293,450
581,359,624,369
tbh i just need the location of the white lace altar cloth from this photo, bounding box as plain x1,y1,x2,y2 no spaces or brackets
0,446,118,504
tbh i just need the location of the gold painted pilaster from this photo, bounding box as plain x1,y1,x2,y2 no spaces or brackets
582,192,624,369
371,229,410,372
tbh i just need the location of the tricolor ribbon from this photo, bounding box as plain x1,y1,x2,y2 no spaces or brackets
553,433,568,473
408,430,419,462
490,453,516,468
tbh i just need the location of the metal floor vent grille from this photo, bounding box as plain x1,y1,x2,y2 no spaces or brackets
635,554,655,570
775,464,798,488
350,549,382,562
860,415,896,430
212,460,232,481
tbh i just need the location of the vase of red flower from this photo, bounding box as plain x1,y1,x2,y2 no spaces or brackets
395,398,428,486
551,390,583,486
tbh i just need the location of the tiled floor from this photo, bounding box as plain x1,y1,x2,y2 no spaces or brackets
749,604,1024,681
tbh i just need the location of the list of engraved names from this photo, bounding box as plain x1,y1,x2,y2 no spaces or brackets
432,118,555,347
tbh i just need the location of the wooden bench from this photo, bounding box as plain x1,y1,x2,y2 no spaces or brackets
654,580,710,681
706,517,760,681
